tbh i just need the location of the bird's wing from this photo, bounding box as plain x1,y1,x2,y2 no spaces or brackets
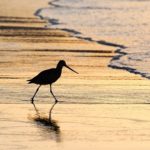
28,69,55,84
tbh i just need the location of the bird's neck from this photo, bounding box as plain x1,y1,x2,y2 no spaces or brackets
56,64,63,72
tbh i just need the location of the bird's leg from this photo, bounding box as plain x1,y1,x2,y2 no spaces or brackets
50,85,58,103
31,85,41,104
31,85,41,115
49,85,58,123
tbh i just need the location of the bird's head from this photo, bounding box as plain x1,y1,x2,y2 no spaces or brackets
58,60,66,66
58,60,78,74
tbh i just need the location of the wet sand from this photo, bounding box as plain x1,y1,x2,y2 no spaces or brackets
1,0,150,149
1,104,150,150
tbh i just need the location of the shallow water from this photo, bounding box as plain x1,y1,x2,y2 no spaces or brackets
1,104,150,150
37,0,150,79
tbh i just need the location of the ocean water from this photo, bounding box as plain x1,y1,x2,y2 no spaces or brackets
36,0,150,79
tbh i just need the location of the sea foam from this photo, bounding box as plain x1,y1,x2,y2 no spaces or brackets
36,0,150,79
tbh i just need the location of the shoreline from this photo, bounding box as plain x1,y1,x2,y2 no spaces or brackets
36,0,150,80
0,0,145,80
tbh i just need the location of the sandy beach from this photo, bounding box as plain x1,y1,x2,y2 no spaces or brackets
1,0,150,149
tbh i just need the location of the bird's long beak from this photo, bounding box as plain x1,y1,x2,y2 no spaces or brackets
65,65,79,74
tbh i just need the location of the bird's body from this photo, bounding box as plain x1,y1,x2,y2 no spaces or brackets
28,60,65,85
28,68,62,85
28,60,78,123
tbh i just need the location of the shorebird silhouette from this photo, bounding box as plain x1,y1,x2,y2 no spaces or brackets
27,60,78,122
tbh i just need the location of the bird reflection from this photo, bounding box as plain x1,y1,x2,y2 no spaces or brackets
29,113,61,142
32,103,40,117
